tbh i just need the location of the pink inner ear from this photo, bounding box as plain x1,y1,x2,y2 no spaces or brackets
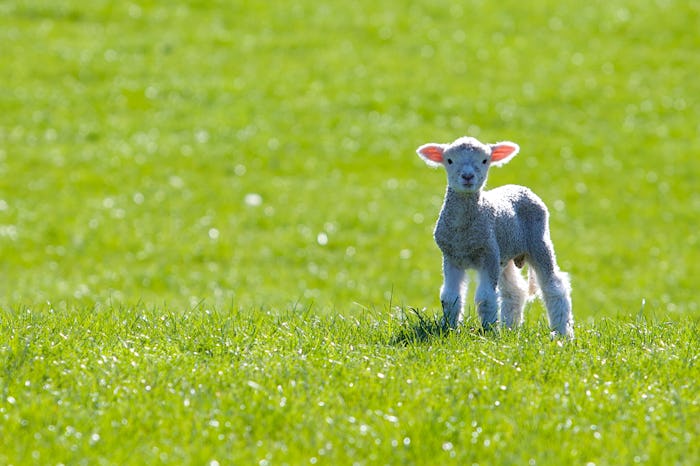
491,144,517,163
419,145,445,164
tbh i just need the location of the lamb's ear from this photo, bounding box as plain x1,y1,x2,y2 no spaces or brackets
416,143,446,167
489,141,520,166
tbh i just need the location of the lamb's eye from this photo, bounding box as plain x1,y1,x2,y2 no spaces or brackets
482,158,488,164
447,158,453,165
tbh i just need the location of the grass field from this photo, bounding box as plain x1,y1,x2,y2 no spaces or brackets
2,306,698,465
1,0,699,464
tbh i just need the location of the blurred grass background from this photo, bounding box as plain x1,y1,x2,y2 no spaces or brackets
1,0,698,319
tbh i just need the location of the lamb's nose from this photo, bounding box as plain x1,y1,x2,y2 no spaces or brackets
461,173,475,182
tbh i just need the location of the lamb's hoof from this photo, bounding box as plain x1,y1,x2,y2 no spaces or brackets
479,321,499,335
549,328,575,341
440,313,462,330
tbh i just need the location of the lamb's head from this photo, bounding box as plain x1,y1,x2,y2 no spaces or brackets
416,136,520,193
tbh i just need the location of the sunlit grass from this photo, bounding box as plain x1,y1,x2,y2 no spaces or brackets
1,305,698,464
1,0,699,464
1,0,699,316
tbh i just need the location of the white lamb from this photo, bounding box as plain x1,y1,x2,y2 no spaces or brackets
416,136,574,338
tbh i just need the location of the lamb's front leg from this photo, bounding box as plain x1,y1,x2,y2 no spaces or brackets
440,257,466,328
475,260,500,331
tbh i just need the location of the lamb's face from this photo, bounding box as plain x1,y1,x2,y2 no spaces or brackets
416,136,519,192
442,142,492,194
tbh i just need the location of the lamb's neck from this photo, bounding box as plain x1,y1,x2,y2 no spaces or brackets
443,187,482,219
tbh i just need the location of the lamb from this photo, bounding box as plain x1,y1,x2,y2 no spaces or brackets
416,136,574,338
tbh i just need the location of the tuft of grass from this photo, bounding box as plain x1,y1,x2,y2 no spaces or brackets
1,304,698,465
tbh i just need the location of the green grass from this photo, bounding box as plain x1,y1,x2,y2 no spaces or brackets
1,0,699,464
1,306,698,464
1,0,699,315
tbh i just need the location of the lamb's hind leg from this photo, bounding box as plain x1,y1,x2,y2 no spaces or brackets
499,260,528,329
530,244,574,338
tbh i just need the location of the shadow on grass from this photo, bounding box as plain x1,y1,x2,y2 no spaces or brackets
388,307,487,346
